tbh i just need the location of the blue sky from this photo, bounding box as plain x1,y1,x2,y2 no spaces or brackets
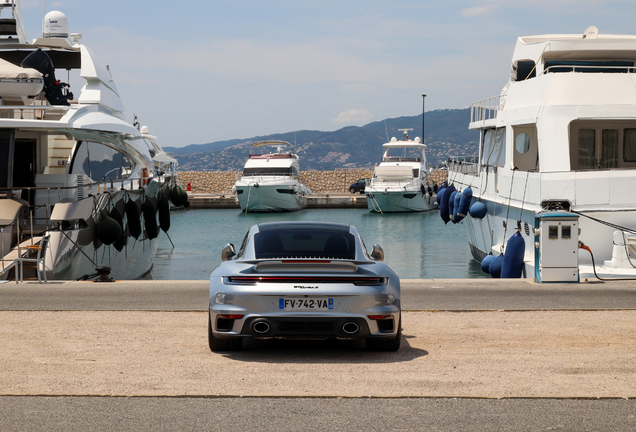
19,1,636,147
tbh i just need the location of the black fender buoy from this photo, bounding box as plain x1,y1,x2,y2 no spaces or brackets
96,213,122,246
142,199,158,240
170,186,188,207
125,199,142,239
109,207,127,251
157,198,170,232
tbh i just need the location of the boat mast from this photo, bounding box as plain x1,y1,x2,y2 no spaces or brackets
421,93,426,145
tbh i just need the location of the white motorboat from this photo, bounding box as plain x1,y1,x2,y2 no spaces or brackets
233,140,311,212
446,27,636,281
0,1,180,281
365,129,436,213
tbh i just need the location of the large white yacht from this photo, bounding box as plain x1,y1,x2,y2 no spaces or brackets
447,27,636,281
233,140,311,212
365,129,436,213
0,1,178,281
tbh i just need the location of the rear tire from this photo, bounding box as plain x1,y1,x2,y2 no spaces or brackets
208,313,243,351
349,187,355,194
365,318,401,352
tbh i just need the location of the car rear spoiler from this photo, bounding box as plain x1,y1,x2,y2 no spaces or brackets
240,259,374,273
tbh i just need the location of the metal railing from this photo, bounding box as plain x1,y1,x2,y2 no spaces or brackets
0,104,70,121
543,64,636,75
447,156,480,175
470,95,501,124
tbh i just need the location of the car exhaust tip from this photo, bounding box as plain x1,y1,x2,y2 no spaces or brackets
253,321,271,334
342,322,359,334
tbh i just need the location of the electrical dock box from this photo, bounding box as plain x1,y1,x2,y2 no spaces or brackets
534,211,580,283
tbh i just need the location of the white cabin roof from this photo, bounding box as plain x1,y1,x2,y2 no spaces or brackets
382,142,426,148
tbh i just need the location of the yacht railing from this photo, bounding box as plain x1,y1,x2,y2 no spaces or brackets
470,96,501,124
0,105,70,121
365,178,420,189
0,172,174,259
448,156,480,175
543,65,636,75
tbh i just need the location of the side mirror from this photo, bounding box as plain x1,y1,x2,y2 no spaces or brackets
370,244,384,262
221,243,236,261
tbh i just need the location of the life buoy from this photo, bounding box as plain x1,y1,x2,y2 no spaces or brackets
141,167,149,186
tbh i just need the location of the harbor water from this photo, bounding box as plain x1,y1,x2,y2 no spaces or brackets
146,208,487,280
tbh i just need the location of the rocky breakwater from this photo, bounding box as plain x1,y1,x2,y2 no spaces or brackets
177,169,449,195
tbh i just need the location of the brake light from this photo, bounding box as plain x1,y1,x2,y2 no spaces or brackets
217,314,244,319
367,315,392,320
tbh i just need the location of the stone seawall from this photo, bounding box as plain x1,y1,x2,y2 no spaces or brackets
177,169,449,194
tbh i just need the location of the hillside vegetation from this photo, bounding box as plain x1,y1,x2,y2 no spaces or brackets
166,109,479,171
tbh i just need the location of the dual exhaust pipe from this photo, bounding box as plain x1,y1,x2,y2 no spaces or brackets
251,320,360,335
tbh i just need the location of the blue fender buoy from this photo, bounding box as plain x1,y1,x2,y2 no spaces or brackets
96,214,122,246
453,191,462,223
457,187,473,218
448,191,458,222
481,254,495,273
439,185,455,224
470,201,487,219
436,187,446,205
489,255,504,278
501,232,525,278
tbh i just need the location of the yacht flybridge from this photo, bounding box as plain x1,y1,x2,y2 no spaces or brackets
233,140,311,212
446,27,636,281
0,1,178,281
365,129,436,213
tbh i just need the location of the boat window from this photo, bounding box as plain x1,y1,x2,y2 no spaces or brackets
482,128,506,167
514,60,536,81
601,129,619,168
412,168,419,178
515,133,530,154
69,141,133,181
578,129,596,169
569,121,636,170
243,167,293,177
623,129,636,161
512,125,538,171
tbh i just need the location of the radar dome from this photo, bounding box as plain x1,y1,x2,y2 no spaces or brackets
140,126,150,134
43,11,68,38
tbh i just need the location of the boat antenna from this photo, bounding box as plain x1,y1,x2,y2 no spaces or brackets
421,93,427,145
384,121,389,141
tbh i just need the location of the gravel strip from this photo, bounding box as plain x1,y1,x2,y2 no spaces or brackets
1,310,634,397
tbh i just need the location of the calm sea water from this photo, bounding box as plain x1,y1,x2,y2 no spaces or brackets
145,208,487,280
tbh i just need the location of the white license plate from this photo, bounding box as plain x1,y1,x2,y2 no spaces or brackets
279,298,334,311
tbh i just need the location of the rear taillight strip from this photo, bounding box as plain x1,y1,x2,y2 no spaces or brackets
226,276,385,285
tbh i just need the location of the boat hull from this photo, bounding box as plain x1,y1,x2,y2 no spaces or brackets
236,184,307,212
365,191,436,213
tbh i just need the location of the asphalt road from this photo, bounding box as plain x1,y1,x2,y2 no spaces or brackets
1,396,634,431
1,278,635,311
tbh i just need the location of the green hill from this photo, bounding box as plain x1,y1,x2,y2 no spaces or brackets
168,108,479,171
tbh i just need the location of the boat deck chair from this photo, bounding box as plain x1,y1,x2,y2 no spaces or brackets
15,235,50,283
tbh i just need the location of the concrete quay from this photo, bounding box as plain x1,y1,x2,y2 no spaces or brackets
185,192,367,209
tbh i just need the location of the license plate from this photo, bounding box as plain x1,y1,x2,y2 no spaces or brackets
279,298,334,311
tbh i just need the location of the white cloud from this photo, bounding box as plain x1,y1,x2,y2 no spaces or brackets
461,4,498,17
333,108,373,125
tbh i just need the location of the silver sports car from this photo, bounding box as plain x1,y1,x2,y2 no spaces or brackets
208,221,401,352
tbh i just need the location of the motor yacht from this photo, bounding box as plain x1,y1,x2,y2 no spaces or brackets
446,27,636,281
365,129,436,213
0,1,178,281
233,140,311,212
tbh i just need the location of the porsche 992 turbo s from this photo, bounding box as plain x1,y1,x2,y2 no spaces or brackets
208,222,401,352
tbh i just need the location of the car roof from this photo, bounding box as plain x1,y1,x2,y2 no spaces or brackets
257,222,351,232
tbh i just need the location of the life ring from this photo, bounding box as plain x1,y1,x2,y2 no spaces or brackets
141,167,149,186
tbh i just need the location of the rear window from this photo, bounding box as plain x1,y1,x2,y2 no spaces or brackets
254,229,356,259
